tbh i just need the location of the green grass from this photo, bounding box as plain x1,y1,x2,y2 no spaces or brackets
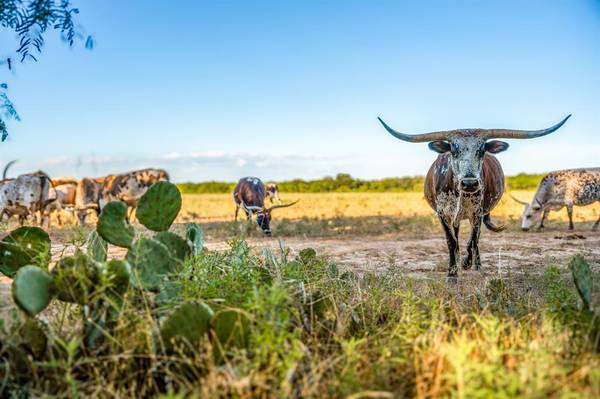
1,240,600,398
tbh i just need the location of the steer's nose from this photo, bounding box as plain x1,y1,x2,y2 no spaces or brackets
460,178,480,192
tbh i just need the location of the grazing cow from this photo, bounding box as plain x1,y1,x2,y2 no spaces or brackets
0,172,52,226
75,177,106,225
265,182,281,204
233,177,298,235
100,168,170,220
512,168,600,231
378,115,571,279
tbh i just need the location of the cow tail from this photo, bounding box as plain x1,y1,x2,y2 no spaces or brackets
483,214,506,232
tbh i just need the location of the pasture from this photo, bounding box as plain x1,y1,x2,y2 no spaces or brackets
1,189,600,397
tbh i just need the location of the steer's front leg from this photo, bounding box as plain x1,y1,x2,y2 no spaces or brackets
462,215,482,271
439,216,459,279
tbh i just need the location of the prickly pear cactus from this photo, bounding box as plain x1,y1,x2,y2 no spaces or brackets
127,238,178,291
12,265,54,316
86,230,108,262
186,223,204,255
154,231,190,261
298,247,317,264
52,251,98,304
97,201,134,248
18,319,48,359
103,259,131,296
570,254,593,310
160,302,214,351
136,182,182,232
212,308,251,358
0,227,51,277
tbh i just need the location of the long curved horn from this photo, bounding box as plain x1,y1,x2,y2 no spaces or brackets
378,115,571,142
378,117,459,143
509,194,529,205
268,200,299,211
2,159,17,180
480,115,571,139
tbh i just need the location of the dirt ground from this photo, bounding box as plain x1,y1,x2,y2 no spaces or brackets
1,225,599,317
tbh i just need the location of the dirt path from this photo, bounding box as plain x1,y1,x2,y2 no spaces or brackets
2,229,599,313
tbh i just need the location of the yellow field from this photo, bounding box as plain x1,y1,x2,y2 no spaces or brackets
178,190,600,224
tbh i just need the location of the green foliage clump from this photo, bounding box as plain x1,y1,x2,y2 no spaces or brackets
177,173,545,194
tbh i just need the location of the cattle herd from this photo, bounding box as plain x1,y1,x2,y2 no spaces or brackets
0,164,169,227
1,114,599,280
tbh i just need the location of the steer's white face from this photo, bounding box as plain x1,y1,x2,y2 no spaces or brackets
428,136,509,194
520,201,543,230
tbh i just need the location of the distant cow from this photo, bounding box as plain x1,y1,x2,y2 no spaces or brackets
512,168,600,231
0,172,52,226
100,168,170,220
233,177,298,235
265,183,281,204
378,115,570,279
75,177,106,225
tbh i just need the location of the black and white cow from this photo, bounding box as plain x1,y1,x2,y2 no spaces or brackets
233,177,297,235
0,172,53,226
512,168,600,231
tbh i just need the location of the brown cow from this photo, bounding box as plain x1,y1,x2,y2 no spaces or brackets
75,177,106,224
233,177,297,235
378,115,571,279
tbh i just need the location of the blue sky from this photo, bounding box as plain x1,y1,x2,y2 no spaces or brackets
1,1,599,182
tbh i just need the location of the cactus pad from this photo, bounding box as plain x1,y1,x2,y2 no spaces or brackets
97,201,134,248
136,182,182,232
154,231,190,261
86,230,108,262
160,302,214,351
104,259,131,295
570,255,593,310
12,265,54,316
52,252,98,304
0,227,51,277
186,223,204,255
127,238,178,291
212,308,251,354
18,319,48,359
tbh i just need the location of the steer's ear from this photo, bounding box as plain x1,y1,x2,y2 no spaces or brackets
485,140,509,154
428,141,450,153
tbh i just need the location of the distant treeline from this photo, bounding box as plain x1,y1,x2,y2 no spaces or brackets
177,173,545,194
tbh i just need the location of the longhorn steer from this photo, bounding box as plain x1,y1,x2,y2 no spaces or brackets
378,115,571,279
75,177,106,224
233,177,298,235
512,168,600,231
100,168,169,220
0,172,52,226
44,181,78,226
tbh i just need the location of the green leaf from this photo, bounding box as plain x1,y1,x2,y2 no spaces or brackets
12,265,54,316
97,201,134,248
0,227,51,277
136,182,182,232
